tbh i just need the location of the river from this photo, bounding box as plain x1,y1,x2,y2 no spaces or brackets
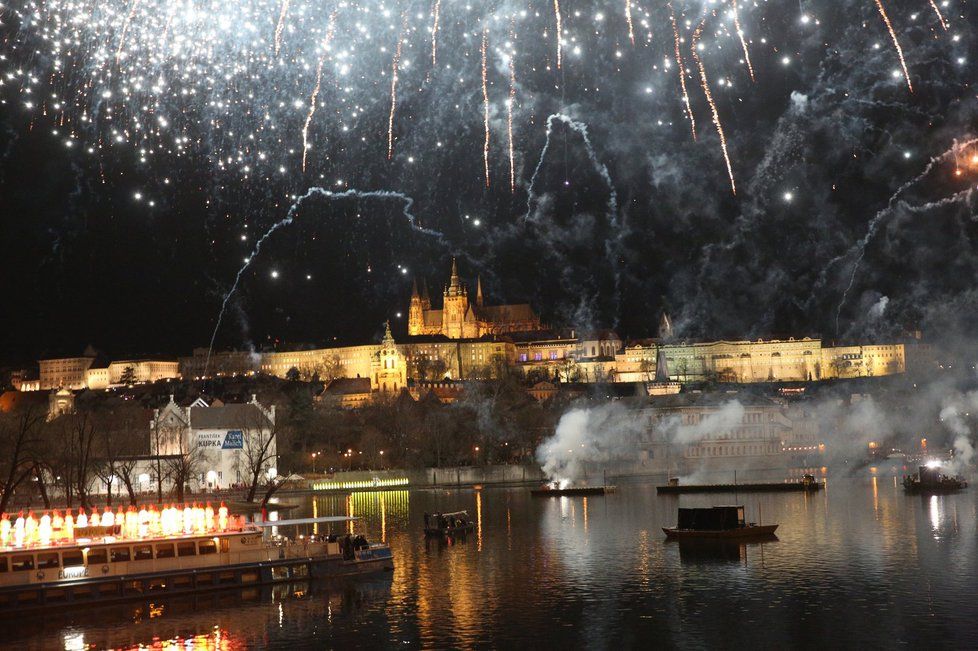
7,474,978,649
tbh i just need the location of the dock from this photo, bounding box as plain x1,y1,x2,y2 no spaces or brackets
656,481,821,495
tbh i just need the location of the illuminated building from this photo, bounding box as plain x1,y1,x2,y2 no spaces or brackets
408,259,542,338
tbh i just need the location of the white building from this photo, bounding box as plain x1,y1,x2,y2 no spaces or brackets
151,395,277,491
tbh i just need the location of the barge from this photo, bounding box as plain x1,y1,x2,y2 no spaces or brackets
530,483,617,497
662,505,778,540
657,474,822,495
0,503,392,613
903,464,968,494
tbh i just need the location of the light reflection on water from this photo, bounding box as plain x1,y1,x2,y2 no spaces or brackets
7,478,978,648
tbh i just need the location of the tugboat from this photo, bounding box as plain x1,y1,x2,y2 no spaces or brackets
662,505,778,540
424,511,475,537
0,503,393,612
902,464,968,494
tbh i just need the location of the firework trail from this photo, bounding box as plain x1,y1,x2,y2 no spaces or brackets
873,0,913,93
554,0,563,69
387,31,404,161
274,0,291,56
302,13,337,173
669,5,696,141
832,138,978,333
205,187,443,375
625,0,635,45
731,0,755,82
116,0,141,64
525,114,618,223
508,39,517,193
928,0,949,30
482,27,491,188
691,21,736,195
431,0,442,66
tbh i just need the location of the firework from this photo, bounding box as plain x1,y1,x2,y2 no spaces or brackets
388,30,404,161
928,0,949,30
508,38,517,193
625,0,635,46
554,0,563,69
431,0,442,66
274,0,291,56
116,0,141,64
873,0,914,93
482,27,491,188
301,13,337,173
731,0,755,83
691,20,736,195
669,5,697,141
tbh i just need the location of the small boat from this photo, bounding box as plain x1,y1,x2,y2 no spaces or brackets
903,465,968,494
530,483,617,497
662,505,778,540
424,511,475,537
657,474,822,494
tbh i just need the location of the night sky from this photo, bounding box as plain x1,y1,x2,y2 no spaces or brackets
1,0,976,366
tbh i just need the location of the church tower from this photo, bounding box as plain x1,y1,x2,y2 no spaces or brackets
408,278,424,336
442,258,469,339
475,275,484,308
372,321,407,392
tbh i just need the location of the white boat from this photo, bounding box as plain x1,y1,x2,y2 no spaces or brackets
0,504,393,612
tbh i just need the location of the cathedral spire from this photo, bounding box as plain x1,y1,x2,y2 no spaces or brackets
476,275,484,307
449,257,460,290
411,277,419,298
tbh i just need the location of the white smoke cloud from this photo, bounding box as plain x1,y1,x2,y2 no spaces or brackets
659,400,745,445
939,390,978,473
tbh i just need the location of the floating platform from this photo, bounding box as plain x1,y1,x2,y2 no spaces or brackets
656,481,821,495
662,524,779,540
530,485,617,497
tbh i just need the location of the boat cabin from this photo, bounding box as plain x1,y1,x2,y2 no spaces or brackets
676,506,746,531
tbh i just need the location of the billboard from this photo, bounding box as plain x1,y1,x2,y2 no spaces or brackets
197,430,244,450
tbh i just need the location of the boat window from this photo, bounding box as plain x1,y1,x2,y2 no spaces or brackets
0,557,7,572
177,541,197,557
198,540,217,555
133,545,153,561
155,544,175,559
87,548,108,565
11,555,34,571
37,552,60,569
62,550,84,567
109,547,131,563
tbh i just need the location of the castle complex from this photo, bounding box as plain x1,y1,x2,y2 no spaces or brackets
408,259,542,338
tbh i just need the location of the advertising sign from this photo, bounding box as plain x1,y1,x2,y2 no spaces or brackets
222,430,244,449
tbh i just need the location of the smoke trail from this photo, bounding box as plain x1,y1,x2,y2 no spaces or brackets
524,113,618,223
831,138,978,334
204,187,442,375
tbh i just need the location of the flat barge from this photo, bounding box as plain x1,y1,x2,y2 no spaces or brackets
903,465,968,494
657,474,822,495
663,505,778,540
0,504,392,613
530,485,617,497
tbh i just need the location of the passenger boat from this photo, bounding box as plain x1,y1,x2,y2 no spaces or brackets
903,465,968,494
423,511,475,537
0,503,393,612
662,506,778,540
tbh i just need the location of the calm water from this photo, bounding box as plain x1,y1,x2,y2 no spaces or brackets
8,474,978,649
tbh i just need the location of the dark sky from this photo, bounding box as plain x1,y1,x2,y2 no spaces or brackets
1,0,977,366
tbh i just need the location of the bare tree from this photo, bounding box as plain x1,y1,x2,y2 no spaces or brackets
94,405,147,506
237,408,284,506
0,407,44,513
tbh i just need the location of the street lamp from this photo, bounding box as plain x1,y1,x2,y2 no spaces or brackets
311,452,318,474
